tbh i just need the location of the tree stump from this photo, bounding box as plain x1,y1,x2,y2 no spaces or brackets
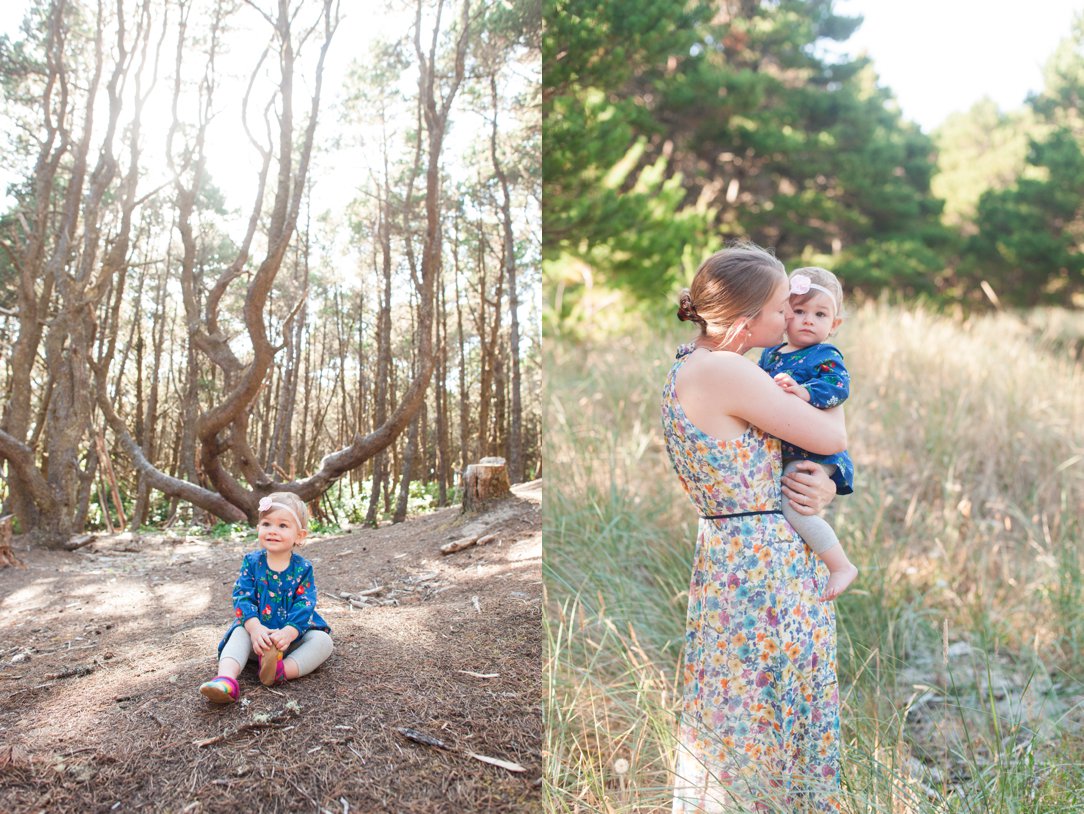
0,515,23,568
462,457,511,512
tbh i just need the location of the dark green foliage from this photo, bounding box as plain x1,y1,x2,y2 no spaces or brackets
968,128,1084,305
545,0,953,307
543,0,702,98
835,237,948,298
543,0,710,299
649,3,950,285
481,0,541,50
956,18,1084,307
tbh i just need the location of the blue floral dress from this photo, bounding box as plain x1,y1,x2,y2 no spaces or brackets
662,346,841,812
217,550,330,655
758,343,853,495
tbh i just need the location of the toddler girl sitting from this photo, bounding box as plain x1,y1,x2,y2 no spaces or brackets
199,492,332,703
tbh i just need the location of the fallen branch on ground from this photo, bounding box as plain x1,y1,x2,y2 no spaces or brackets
43,664,97,681
398,727,449,749
195,704,300,747
396,726,527,773
64,534,95,551
440,535,477,554
8,661,101,697
466,751,527,773
440,533,499,555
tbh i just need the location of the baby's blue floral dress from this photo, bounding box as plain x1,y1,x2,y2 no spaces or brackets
663,346,841,812
217,550,330,655
758,342,854,495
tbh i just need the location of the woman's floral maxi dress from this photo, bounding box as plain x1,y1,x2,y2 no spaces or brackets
662,347,841,812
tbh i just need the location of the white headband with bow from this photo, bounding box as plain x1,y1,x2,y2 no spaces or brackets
258,496,304,531
790,273,835,300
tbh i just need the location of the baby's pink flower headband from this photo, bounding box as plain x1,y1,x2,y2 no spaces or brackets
790,274,834,299
258,496,304,531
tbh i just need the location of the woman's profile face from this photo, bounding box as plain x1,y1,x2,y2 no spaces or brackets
744,278,790,349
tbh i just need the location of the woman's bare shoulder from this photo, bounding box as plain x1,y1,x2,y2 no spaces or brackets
681,347,745,373
672,350,763,441
679,349,768,389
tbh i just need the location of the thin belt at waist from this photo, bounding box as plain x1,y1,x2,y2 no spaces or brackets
700,509,782,520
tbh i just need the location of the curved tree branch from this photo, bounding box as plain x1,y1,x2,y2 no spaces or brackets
198,0,336,453
272,0,471,502
0,429,58,517
91,366,246,523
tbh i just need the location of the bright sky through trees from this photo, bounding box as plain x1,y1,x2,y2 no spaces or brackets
0,1,394,215
1,0,538,298
5,1,1076,179
836,0,1082,132
0,1,466,217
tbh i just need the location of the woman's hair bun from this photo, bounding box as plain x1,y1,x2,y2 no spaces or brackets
677,289,704,325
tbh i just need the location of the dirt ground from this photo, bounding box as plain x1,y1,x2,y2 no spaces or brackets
0,481,542,813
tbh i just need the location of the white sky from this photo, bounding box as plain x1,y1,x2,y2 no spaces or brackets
835,0,1083,132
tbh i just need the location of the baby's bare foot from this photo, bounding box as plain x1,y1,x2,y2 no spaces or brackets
820,563,858,602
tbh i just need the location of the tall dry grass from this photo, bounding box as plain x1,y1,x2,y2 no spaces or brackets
544,301,1084,813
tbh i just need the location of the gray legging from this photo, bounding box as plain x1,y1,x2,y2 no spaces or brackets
782,459,840,555
220,626,333,677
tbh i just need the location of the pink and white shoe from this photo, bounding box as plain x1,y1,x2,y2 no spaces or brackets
199,675,240,704
258,649,285,686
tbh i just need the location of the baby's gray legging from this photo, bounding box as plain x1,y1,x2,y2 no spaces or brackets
782,459,840,556
220,627,333,677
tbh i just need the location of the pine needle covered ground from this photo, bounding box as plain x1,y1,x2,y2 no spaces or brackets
0,484,542,813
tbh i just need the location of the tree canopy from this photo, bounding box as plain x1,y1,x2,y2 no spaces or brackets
545,0,1084,315
0,0,541,543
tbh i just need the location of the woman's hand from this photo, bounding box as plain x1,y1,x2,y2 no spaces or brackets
269,626,299,651
781,460,837,515
244,619,274,655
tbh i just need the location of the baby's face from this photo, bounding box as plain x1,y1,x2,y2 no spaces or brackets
258,508,304,553
786,291,840,348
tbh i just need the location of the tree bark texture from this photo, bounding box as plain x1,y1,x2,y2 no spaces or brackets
462,457,511,512
0,0,539,541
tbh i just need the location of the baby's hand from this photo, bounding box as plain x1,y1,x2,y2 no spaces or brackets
269,626,299,651
244,620,274,655
774,372,810,402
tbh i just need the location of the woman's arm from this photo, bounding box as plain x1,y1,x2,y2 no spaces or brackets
682,352,847,455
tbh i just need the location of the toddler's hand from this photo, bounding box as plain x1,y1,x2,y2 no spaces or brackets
774,372,810,402
269,627,299,651
244,620,274,655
